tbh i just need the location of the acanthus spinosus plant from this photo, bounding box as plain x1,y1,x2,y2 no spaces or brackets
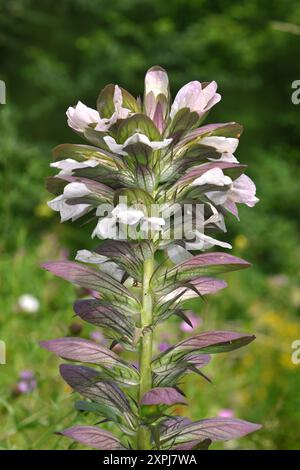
41,66,261,450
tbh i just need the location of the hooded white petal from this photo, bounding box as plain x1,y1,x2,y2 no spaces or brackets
191,168,232,187
201,136,239,155
145,67,169,99
63,182,91,198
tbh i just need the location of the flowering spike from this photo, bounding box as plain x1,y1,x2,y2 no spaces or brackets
42,66,260,450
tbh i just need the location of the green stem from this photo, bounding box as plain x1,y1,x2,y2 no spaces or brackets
137,255,154,450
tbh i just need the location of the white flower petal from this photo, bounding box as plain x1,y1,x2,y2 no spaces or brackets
92,216,117,239
63,182,91,198
112,204,144,225
191,168,232,187
51,158,98,175
66,101,100,132
201,136,239,155
47,195,91,222
186,230,232,251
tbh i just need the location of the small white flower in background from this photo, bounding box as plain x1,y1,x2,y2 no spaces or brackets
66,101,101,133
191,167,232,187
104,133,172,157
17,294,40,314
170,80,221,119
50,158,99,176
201,136,239,163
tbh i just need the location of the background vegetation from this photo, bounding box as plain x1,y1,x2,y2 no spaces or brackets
0,0,300,449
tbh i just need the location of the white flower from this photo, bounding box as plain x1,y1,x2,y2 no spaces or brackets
66,101,101,133
92,204,165,239
112,203,144,225
191,168,232,187
144,66,169,120
63,182,91,199
48,196,91,222
104,133,172,156
206,174,259,217
50,158,99,176
92,216,117,239
201,136,239,163
186,230,232,251
75,249,124,281
67,86,133,134
18,294,40,314
170,81,221,119
48,183,92,222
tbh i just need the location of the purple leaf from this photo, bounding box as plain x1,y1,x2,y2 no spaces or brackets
59,364,132,414
141,387,187,406
59,425,125,450
42,261,137,305
166,252,250,281
73,299,134,341
162,417,261,446
177,161,247,187
177,330,255,353
178,122,243,147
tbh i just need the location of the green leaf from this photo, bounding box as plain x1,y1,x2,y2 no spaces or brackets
117,114,161,143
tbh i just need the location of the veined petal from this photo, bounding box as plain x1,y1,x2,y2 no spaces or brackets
66,101,100,133
229,175,259,207
170,80,221,119
145,66,169,99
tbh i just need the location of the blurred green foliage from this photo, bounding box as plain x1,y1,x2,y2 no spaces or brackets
0,0,300,449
